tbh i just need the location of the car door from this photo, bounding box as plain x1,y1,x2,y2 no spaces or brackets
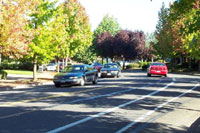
84,65,93,82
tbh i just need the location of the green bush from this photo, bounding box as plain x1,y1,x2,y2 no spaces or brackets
1,61,33,70
126,63,139,69
139,61,151,71
0,70,8,80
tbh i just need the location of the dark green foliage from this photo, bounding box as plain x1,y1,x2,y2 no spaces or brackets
0,70,7,79
126,63,139,69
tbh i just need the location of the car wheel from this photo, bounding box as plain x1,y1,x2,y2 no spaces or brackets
92,75,98,84
147,73,151,77
55,83,61,87
165,74,167,77
117,72,120,78
80,77,85,86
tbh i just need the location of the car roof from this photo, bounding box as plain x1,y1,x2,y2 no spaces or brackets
151,62,165,66
104,63,118,65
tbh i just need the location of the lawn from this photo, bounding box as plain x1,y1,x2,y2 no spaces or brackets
5,70,34,75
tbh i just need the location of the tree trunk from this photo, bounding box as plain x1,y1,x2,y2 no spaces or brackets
0,53,1,65
179,56,183,65
65,56,68,67
151,57,154,63
57,59,60,73
62,58,64,70
198,60,200,72
33,55,37,81
123,58,125,70
106,58,108,63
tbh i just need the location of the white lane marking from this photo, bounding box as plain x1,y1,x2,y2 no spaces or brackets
46,81,174,133
116,83,199,133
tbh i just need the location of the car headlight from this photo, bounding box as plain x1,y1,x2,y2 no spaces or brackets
69,76,79,79
54,77,58,80
101,70,107,73
111,71,118,73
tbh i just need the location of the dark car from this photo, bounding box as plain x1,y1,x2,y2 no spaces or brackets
53,64,98,87
100,63,121,78
147,62,168,77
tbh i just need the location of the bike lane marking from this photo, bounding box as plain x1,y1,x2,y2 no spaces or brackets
116,82,199,133
46,78,175,133
0,79,164,119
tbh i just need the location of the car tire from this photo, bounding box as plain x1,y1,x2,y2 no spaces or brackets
147,73,151,77
165,74,167,77
92,75,98,84
55,83,61,87
117,72,120,78
80,77,85,86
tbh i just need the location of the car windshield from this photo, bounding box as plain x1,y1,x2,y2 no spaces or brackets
47,63,55,66
151,63,165,66
92,62,102,66
104,64,118,68
62,66,84,73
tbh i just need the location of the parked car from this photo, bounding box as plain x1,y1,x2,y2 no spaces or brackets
100,63,121,78
147,62,168,77
46,63,57,71
91,62,103,72
59,62,65,71
53,64,98,87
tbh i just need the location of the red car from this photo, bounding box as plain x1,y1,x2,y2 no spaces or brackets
147,62,168,77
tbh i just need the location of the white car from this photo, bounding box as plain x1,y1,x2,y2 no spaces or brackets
46,63,57,71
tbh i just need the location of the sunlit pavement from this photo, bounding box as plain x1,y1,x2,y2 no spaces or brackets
0,70,199,133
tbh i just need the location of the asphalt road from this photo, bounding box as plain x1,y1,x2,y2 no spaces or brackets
0,70,200,133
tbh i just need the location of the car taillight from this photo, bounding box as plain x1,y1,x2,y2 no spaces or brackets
151,67,155,70
163,67,166,70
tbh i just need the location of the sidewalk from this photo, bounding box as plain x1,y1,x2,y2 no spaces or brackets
0,71,55,89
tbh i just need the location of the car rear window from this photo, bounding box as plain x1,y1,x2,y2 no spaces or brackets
151,63,165,66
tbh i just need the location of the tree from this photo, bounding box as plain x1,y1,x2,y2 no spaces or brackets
93,14,121,60
94,14,121,37
114,30,146,68
96,32,114,62
73,45,97,64
169,0,200,71
0,0,36,62
61,0,93,62
27,0,57,81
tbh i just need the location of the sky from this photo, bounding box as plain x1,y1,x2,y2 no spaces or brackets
58,0,173,33
78,0,173,33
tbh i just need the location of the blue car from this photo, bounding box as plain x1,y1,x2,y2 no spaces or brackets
53,64,98,87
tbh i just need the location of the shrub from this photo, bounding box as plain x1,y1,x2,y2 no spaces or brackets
126,63,139,69
0,70,8,80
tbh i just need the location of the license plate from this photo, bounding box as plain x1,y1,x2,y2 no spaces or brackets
156,71,161,72
107,73,111,75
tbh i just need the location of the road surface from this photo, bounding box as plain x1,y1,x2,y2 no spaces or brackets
0,70,199,133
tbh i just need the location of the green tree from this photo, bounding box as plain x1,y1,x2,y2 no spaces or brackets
73,45,97,64
94,14,121,37
27,0,57,80
154,3,174,60
61,0,93,62
170,0,200,71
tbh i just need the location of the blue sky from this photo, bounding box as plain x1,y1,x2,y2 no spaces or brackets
79,0,173,33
